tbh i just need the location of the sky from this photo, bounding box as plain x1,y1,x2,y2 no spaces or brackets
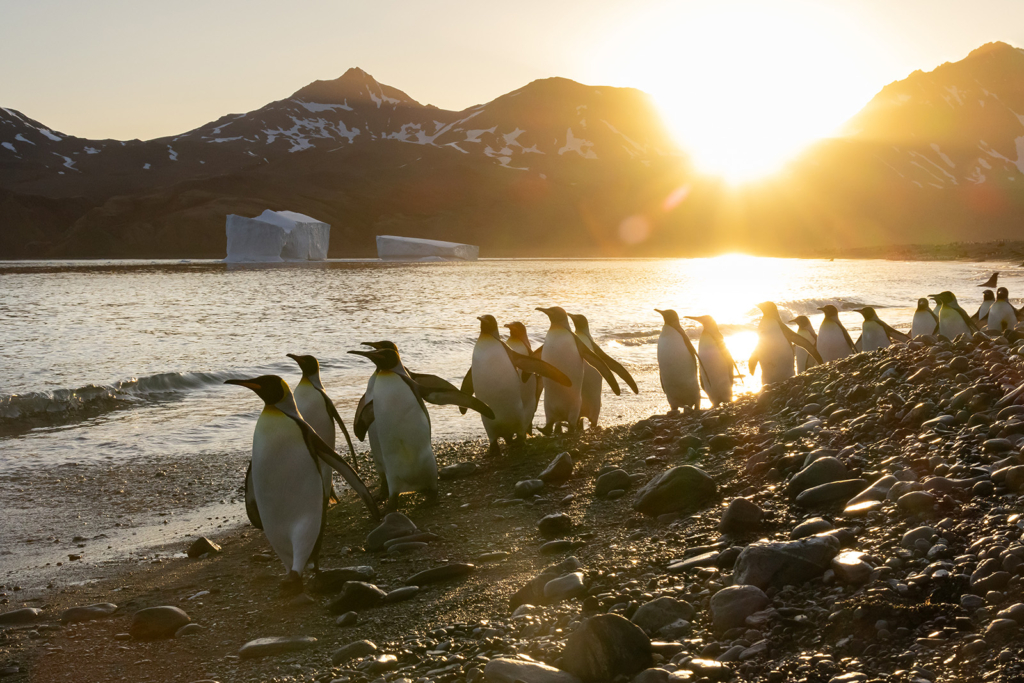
3,0,1024,181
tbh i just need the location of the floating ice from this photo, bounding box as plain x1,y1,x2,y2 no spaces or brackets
225,210,331,262
376,235,478,262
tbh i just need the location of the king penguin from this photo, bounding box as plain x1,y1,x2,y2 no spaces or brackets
911,298,939,338
461,315,570,455
974,290,995,325
749,302,822,385
504,321,541,432
855,307,909,352
930,291,977,340
987,287,1018,333
568,313,638,430
286,354,359,504
815,305,856,363
536,306,620,434
789,316,818,373
683,314,738,407
655,309,700,412
226,375,377,594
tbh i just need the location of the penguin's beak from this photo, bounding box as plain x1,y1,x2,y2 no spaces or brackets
788,319,798,325
285,353,299,361
225,378,261,391
816,307,826,312
503,323,512,329
348,350,375,359
477,316,485,322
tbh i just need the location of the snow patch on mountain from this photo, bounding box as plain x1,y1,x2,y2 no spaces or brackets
558,127,597,159
2,142,16,154
14,134,34,145
295,100,353,113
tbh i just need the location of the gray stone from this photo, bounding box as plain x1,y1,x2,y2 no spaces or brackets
239,635,317,659
630,597,696,636
387,541,429,554
540,452,574,483
596,469,632,497
382,532,439,548
0,608,43,626
186,537,222,558
484,658,581,683
831,552,873,584
365,512,418,551
544,572,586,602
633,466,717,516
786,457,849,497
709,585,769,632
335,611,358,627
60,603,117,624
846,475,898,506
541,540,575,554
632,668,671,683
174,623,203,637
326,582,387,614
719,498,763,533
405,563,475,585
561,614,653,682
795,479,867,507
384,586,419,603
439,462,478,479
538,513,574,537
331,639,378,664
129,606,190,641
791,518,833,540
515,479,545,498
900,526,936,550
897,491,937,514
732,536,840,589
311,566,376,593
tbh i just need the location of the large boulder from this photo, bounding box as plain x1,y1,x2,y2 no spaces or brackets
709,585,770,632
630,597,695,636
732,536,840,589
633,466,717,517
561,614,653,682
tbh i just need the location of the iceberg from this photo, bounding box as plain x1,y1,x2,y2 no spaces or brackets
376,235,479,262
225,210,330,262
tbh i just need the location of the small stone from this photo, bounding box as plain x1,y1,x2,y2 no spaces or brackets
561,614,653,682
685,657,732,680
475,551,510,563
538,513,574,537
60,603,117,624
186,537,222,558
439,462,478,479
719,497,763,533
387,542,429,554
595,469,632,497
335,611,358,627
405,563,475,585
831,552,873,584
633,466,717,516
311,566,376,594
795,479,868,507
366,513,418,551
326,582,387,614
368,654,399,673
331,639,377,665
174,623,204,637
130,606,190,641
540,540,575,554
384,586,419,603
544,572,586,602
287,593,315,608
786,457,849,497
239,635,317,659
539,452,574,483
709,585,770,632
791,518,833,540
897,491,937,515
0,608,43,626
484,658,581,683
900,527,935,550
630,597,696,636
515,479,545,498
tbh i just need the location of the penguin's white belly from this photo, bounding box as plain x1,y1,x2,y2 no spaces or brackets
294,382,335,499
979,301,993,321
861,322,890,352
697,336,731,406
578,344,603,425
472,338,526,440
252,408,324,574
988,301,1016,332
373,372,436,495
817,322,851,363
939,307,970,339
911,311,936,338
756,323,794,385
658,327,699,410
541,329,584,425
794,330,816,373
506,339,539,426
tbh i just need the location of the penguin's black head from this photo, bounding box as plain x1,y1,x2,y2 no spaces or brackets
536,306,571,329
856,307,878,321
983,290,995,301
225,375,288,405
930,291,955,305
684,315,720,335
568,313,590,335
818,305,839,318
755,301,780,319
286,353,320,378
349,347,401,372
362,340,398,352
477,315,500,339
997,287,1009,300
505,321,529,345
916,298,930,311
789,315,812,330
655,309,680,326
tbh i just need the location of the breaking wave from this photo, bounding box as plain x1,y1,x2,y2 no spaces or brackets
772,298,882,318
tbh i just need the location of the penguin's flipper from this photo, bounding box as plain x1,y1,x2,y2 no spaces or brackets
410,372,461,393
298,421,380,521
782,325,823,363
458,368,473,415
591,342,639,394
928,310,940,333
316,388,360,474
416,382,495,419
353,393,373,441
955,306,980,333
748,350,759,375
854,335,863,352
244,461,263,530
504,342,572,387
840,323,857,353
880,321,910,343
574,334,621,395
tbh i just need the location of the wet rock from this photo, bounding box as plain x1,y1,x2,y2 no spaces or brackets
709,585,769,632
326,582,387,614
831,551,873,584
795,479,868,507
541,540,575,554
897,491,937,515
984,438,1013,454
684,658,731,680
630,597,695,636
366,512,418,551
331,639,377,664
484,658,581,683
383,532,439,548
388,541,429,554
791,518,833,540
632,668,672,683
384,586,419,603
846,475,898,506
186,537,222,558
719,498,763,533
311,566,376,593
368,654,399,673
60,603,117,624
596,469,632,497
540,452,574,483
439,462,477,479
733,536,840,589
174,623,203,637
0,608,42,626
544,572,586,602
239,635,317,659
561,614,653,682
475,551,510,563
129,606,190,641
900,526,936,550
515,479,545,498
633,466,717,516
786,457,849,497
406,563,475,585
996,603,1024,624
335,611,358,627
538,513,574,537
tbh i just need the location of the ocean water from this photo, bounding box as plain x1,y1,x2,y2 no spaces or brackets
1,256,1019,474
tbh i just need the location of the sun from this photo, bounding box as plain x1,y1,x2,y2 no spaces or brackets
589,0,888,183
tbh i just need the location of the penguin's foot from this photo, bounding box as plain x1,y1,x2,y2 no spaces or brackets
538,423,553,437
424,489,440,506
487,442,502,457
376,476,390,503
279,571,303,597
386,493,401,512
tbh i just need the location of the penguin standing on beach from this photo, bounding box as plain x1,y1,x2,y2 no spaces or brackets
930,291,978,339
460,315,570,454
568,313,638,429
684,314,737,407
504,322,541,431
987,287,1019,332
855,307,910,352
974,290,995,325
911,298,939,338
790,316,818,373
656,309,700,412
749,302,823,385
287,354,359,503
816,305,856,363
226,375,377,595
536,306,620,434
